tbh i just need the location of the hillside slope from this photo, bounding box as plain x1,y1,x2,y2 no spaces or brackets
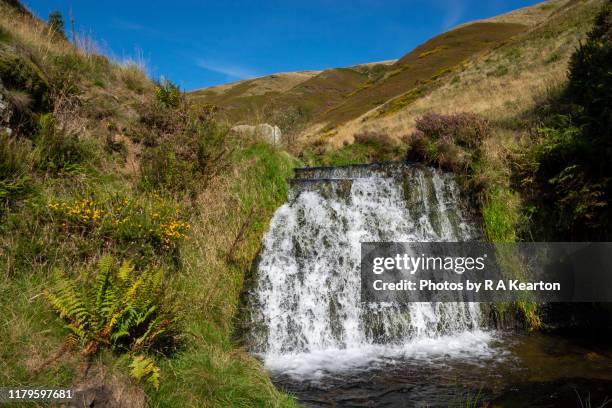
0,2,298,407
190,60,394,131
330,0,603,146
190,0,601,150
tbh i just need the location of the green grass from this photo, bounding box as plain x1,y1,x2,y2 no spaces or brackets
151,322,297,408
300,133,405,167
0,133,300,406
0,274,75,388
481,187,518,243
0,2,300,404
145,142,300,407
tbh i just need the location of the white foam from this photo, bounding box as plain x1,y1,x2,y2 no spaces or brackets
263,330,498,380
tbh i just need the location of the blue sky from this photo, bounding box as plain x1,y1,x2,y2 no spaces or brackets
23,0,541,90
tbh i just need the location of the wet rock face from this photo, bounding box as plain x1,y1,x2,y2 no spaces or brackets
231,123,282,145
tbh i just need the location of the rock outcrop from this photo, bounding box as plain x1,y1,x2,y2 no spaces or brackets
231,123,281,146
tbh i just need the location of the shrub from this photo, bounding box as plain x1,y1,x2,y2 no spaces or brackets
46,194,190,253
44,255,179,388
405,112,489,172
194,103,219,122
34,113,94,173
130,100,184,147
520,3,612,239
154,77,181,108
138,119,231,192
412,112,489,148
566,0,612,137
139,143,194,192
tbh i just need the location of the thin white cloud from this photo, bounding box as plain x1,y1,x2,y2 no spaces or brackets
196,58,258,80
113,19,146,32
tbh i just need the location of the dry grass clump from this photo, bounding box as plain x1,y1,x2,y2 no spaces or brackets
117,61,152,95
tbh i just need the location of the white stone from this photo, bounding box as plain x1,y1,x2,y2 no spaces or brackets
232,123,282,146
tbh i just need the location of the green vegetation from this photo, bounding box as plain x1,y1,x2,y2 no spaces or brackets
1,0,610,405
519,0,612,240
45,255,176,389
403,110,544,327
154,77,182,109
401,0,611,329
34,113,96,173
0,1,297,406
403,112,523,245
301,131,405,166
575,389,612,408
405,112,488,173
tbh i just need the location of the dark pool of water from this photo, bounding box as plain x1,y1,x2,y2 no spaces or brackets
271,332,612,407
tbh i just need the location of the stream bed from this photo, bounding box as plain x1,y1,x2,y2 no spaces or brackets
269,332,612,407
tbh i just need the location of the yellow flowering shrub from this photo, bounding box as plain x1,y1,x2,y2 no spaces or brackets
47,195,190,252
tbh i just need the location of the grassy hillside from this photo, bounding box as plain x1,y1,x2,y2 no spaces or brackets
189,16,536,139
190,62,394,138
196,70,321,98
0,2,298,406
189,0,600,154
313,22,526,130
333,0,603,144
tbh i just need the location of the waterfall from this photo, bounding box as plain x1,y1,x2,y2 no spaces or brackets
246,163,493,378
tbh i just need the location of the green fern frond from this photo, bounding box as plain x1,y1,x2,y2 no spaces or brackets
117,260,134,283
45,256,177,386
98,255,113,275
63,333,81,351
129,354,161,390
95,255,114,312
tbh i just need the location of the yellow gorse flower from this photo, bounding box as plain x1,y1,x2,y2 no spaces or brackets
48,199,106,225
48,197,190,252
157,219,190,250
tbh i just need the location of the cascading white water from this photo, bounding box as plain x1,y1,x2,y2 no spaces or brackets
247,163,494,378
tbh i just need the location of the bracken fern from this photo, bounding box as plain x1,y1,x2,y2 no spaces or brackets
44,254,178,388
